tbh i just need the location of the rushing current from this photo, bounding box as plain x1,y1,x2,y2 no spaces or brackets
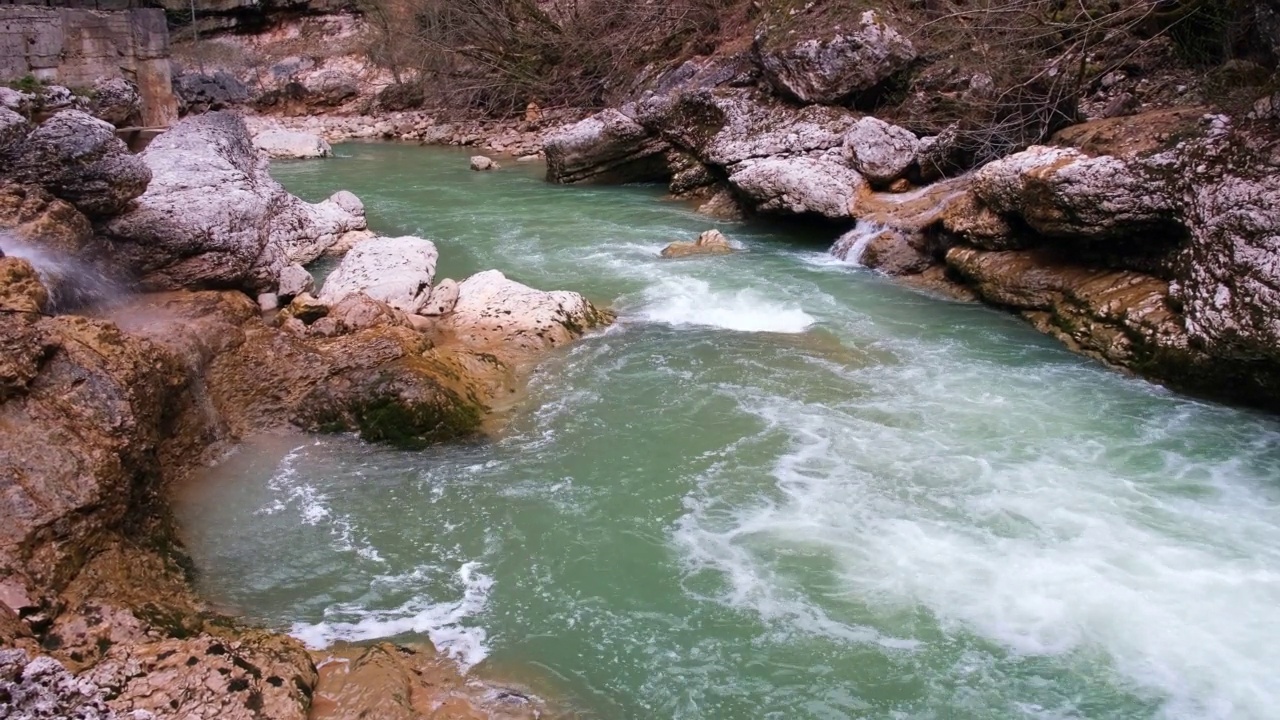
175,144,1280,720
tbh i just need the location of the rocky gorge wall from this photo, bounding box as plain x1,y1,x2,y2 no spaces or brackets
0,107,610,718
534,8,1280,413
0,2,177,125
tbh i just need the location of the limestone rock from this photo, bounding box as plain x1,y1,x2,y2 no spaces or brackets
318,236,438,314
420,278,459,316
310,295,411,337
0,184,98,259
696,188,745,220
544,109,672,184
635,88,858,167
88,78,142,128
661,229,735,258
756,11,916,104
0,108,28,157
277,263,315,299
284,291,328,324
310,643,545,720
100,112,367,293
844,117,920,184
0,650,118,720
470,155,500,171
252,129,333,159
0,110,151,219
172,71,250,114
728,156,867,219
972,145,1175,238
443,270,613,355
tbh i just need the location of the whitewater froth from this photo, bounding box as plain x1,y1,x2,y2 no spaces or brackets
640,277,815,334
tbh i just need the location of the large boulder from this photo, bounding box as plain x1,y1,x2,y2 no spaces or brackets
728,156,867,219
844,116,920,184
317,236,439,314
172,70,251,114
0,110,150,219
756,11,916,105
972,145,1176,238
635,88,858,167
100,112,367,293
442,270,613,355
252,129,332,159
544,109,672,184
87,78,142,128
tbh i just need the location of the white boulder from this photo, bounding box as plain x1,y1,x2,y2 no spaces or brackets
443,270,609,354
844,117,920,184
318,236,439,314
728,156,868,219
253,129,333,159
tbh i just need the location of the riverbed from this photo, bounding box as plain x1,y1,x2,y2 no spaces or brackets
175,144,1280,720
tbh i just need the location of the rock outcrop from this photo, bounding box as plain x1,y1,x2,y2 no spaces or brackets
728,156,866,219
252,128,333,159
843,116,920,185
317,236,439,314
101,112,367,293
0,110,151,219
755,11,916,105
443,270,614,356
544,108,672,184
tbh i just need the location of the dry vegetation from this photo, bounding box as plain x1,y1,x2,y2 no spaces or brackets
345,0,1273,154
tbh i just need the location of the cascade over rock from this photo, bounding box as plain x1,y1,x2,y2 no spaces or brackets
100,112,368,293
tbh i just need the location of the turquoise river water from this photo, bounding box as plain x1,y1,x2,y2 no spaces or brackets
175,144,1280,720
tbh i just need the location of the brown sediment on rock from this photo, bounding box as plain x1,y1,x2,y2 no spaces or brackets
0,108,611,718
310,643,551,720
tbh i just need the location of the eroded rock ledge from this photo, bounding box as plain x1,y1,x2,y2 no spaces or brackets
540,41,1280,410
0,110,610,719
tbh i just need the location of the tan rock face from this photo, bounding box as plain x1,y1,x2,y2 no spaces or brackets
311,643,546,720
661,229,735,258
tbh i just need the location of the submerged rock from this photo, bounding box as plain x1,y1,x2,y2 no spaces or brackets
317,236,439,314
252,129,333,159
100,112,367,293
470,155,500,171
661,229,735,258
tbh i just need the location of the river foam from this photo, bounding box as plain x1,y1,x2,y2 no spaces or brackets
290,562,495,670
640,277,815,333
674,371,1280,720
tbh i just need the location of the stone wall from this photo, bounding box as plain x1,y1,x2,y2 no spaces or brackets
0,4,178,126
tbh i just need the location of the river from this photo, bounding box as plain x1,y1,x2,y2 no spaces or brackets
174,143,1280,720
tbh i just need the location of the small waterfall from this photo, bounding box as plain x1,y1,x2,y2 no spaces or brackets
0,231,126,313
829,177,974,267
830,220,889,266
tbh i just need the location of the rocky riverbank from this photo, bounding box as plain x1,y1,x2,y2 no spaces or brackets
0,109,610,718
534,14,1280,411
